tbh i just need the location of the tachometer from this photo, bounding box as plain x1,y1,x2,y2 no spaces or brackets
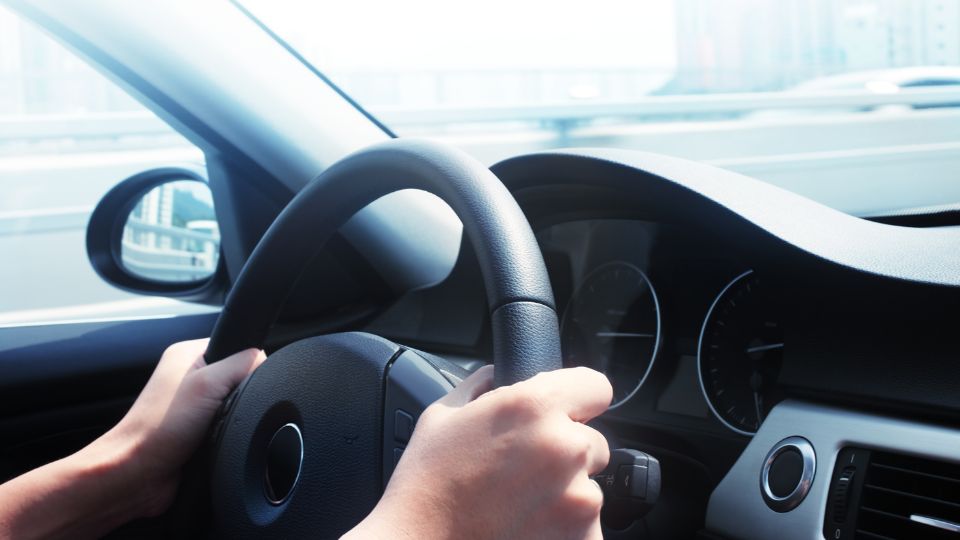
561,262,661,408
698,270,784,435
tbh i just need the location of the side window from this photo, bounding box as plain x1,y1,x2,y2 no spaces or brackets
0,7,218,326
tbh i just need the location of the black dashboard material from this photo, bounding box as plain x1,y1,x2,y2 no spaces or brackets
479,149,960,537
490,150,960,422
374,147,960,442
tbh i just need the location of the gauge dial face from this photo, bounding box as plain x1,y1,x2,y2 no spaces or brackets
698,271,784,435
561,262,661,408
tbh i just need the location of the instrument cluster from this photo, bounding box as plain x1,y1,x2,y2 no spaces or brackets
539,219,784,436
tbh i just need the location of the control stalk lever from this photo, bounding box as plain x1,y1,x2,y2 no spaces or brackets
592,448,661,525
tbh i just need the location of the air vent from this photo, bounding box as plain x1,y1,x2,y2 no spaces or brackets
857,450,960,539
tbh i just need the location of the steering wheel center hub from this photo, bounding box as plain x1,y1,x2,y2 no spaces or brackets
264,423,303,505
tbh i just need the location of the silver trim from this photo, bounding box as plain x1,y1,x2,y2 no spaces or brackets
696,269,761,436
559,261,661,410
0,313,179,329
706,400,960,540
760,436,816,512
910,514,960,533
264,423,304,506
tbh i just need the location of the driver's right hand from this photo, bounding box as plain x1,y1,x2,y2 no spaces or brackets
343,365,613,540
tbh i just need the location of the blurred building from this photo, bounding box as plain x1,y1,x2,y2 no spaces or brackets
123,184,220,282
668,0,960,93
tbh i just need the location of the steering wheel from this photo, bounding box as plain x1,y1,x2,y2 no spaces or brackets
199,139,562,538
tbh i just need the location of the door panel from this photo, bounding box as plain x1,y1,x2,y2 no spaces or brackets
0,313,216,481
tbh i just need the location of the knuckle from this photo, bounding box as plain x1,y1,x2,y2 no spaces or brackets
569,433,595,467
188,368,213,397
539,428,568,456
161,339,206,366
418,403,445,427
162,341,185,358
534,421,583,464
561,484,604,520
500,386,548,418
584,426,610,461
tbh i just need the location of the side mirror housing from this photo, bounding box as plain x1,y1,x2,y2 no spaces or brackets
86,167,225,304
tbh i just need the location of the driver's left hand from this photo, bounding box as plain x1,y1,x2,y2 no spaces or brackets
0,339,265,540
102,339,266,516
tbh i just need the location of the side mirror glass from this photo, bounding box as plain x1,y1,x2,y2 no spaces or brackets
120,180,220,283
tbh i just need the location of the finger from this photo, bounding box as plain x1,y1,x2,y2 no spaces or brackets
582,515,604,540
555,420,611,476
436,364,494,407
200,348,267,398
565,475,605,526
578,423,611,475
524,367,613,422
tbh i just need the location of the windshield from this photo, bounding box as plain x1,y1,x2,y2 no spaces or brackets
242,0,960,215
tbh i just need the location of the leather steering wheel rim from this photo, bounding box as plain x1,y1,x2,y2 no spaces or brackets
205,138,561,386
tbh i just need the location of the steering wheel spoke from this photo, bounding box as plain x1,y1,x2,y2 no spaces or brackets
381,349,467,484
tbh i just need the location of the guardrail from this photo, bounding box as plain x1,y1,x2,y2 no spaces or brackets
121,218,218,282
2,86,960,143
375,86,960,127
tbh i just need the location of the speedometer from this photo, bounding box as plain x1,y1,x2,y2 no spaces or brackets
561,262,661,409
697,270,784,435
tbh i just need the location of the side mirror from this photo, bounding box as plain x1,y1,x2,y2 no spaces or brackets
87,167,224,304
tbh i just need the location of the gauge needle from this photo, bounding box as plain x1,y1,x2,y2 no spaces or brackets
745,342,784,354
595,332,656,338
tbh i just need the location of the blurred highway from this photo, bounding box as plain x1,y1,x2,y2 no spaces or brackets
2,87,960,324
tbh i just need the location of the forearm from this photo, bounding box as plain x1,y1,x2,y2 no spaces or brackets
0,431,145,540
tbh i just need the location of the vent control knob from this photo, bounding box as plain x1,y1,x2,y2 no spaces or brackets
831,466,856,523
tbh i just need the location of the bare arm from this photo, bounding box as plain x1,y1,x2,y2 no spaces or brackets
0,340,265,539
0,341,611,540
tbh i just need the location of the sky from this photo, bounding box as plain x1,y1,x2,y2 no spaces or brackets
242,0,679,71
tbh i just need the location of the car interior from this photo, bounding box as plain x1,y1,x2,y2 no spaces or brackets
1,1,959,539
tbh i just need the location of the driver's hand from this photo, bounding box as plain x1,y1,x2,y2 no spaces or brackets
0,339,265,539
99,338,266,516
345,365,613,540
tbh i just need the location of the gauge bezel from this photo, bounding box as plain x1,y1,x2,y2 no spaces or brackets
559,261,662,410
697,269,761,436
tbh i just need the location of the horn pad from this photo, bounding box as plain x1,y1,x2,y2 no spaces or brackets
209,332,399,539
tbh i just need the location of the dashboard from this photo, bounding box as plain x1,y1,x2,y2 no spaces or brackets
368,148,960,539
497,150,960,540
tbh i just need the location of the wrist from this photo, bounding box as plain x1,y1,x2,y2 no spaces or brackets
70,424,158,523
0,428,151,540
342,482,453,540
86,421,174,520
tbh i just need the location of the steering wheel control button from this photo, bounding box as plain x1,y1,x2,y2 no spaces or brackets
264,423,304,505
761,436,816,513
394,409,414,444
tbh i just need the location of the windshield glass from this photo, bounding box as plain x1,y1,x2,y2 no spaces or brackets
242,0,960,215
